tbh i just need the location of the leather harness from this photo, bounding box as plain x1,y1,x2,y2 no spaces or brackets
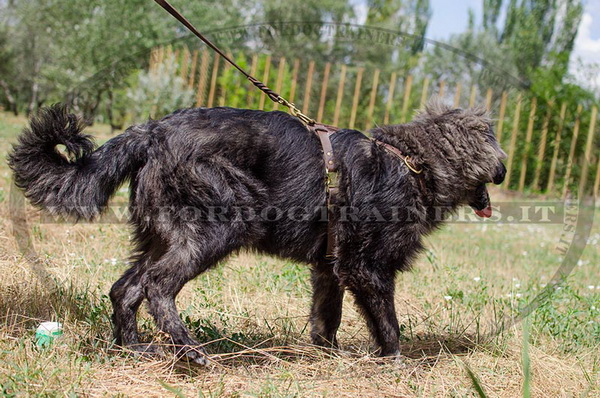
154,0,424,259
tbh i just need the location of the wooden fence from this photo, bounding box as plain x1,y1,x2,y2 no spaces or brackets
149,46,600,199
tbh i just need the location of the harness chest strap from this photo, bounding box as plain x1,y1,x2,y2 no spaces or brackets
309,123,340,259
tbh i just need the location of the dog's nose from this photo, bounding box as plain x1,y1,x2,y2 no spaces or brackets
493,162,506,185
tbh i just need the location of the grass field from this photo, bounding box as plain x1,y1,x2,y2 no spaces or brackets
0,111,598,397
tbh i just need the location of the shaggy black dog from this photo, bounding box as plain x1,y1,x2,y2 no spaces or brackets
8,102,506,364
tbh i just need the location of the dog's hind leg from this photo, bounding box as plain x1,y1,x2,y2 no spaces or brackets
310,261,344,348
109,264,146,349
110,234,166,354
141,231,246,365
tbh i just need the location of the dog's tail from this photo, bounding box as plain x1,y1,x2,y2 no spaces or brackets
8,104,150,220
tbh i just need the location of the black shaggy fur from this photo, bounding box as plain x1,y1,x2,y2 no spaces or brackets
8,102,506,364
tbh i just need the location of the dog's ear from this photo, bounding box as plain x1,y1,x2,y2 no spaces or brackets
493,162,506,185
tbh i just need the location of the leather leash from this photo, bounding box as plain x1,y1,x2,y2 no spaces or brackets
153,0,423,259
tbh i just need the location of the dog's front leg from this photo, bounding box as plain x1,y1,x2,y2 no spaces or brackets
310,261,345,348
345,270,401,358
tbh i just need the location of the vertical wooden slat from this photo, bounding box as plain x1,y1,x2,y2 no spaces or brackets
207,54,220,108
187,49,199,89
496,91,508,143
349,67,364,129
218,51,233,107
149,48,158,75
258,55,272,110
229,53,244,109
562,104,583,199
333,65,347,125
173,47,180,68
195,50,210,107
532,107,551,190
272,57,286,111
302,60,315,115
400,75,413,123
156,47,165,73
246,54,258,107
518,98,537,192
384,72,397,125
164,45,173,71
317,62,331,122
179,47,190,83
594,155,600,198
453,82,462,107
438,80,445,97
578,106,598,197
365,69,380,131
289,59,300,104
547,103,568,193
503,94,522,189
485,88,493,111
469,85,477,107
420,77,430,108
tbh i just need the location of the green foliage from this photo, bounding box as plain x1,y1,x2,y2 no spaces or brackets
126,54,195,123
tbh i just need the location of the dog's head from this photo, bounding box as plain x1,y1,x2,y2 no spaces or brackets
415,100,507,218
460,113,507,218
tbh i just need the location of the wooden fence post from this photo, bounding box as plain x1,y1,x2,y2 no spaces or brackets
218,51,233,107
258,55,271,110
149,48,159,75
302,60,315,115
187,49,199,90
349,67,364,129
179,47,190,83
317,62,331,122
365,69,380,131
289,59,300,104
578,106,597,198
562,104,583,199
401,75,413,123
246,54,258,107
384,72,397,125
333,64,347,126
485,88,493,111
503,94,522,189
195,50,209,107
206,54,220,108
469,85,477,107
496,91,508,143
594,155,600,199
532,107,551,190
547,103,568,193
453,82,461,107
518,98,537,192
272,57,286,111
157,46,165,70
438,80,445,97
420,77,429,108
165,45,173,75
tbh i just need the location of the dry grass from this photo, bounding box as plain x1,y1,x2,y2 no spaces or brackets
0,111,598,397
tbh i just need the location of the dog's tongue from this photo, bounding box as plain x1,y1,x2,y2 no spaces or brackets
474,187,492,218
474,205,492,218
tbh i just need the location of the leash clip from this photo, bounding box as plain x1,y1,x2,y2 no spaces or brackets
403,156,423,174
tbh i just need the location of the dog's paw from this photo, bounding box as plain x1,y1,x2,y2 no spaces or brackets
176,344,209,366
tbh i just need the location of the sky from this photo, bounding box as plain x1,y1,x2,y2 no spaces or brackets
428,0,600,88
353,0,600,89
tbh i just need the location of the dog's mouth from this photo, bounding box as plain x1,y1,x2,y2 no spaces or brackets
470,185,492,218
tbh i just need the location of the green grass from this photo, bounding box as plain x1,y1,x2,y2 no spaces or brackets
0,111,599,397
